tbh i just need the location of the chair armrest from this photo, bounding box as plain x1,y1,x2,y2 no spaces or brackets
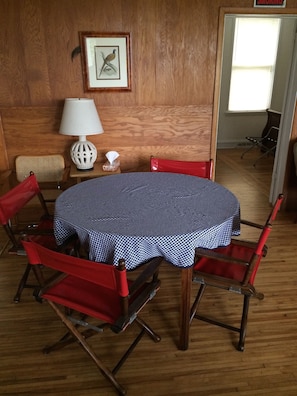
240,219,264,229
19,227,54,236
56,233,80,256
111,256,163,332
230,238,268,256
230,238,258,249
128,256,163,296
194,247,249,267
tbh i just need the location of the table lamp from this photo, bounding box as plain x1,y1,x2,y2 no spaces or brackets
59,98,104,171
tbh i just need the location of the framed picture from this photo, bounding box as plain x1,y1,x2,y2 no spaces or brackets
79,32,131,91
254,0,286,7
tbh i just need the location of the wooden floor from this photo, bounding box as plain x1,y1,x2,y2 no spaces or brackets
1,149,297,395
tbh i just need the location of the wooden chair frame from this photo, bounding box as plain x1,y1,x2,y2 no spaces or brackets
15,154,69,203
0,172,77,302
190,194,283,351
22,238,163,396
241,126,279,167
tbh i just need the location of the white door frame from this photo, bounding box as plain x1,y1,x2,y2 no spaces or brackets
270,31,297,203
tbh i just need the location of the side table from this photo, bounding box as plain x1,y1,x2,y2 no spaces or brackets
70,163,121,183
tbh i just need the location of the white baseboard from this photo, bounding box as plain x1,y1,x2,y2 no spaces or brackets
217,139,252,149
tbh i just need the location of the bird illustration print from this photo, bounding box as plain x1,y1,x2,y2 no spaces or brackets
98,49,117,77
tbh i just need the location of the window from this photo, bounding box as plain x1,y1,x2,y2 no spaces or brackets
228,17,281,112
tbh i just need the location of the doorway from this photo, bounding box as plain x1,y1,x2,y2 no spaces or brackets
211,7,297,203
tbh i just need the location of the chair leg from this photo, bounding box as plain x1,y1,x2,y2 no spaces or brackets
191,285,253,352
0,238,10,256
43,313,100,354
241,145,256,159
135,316,161,342
190,284,206,323
238,295,250,352
48,301,127,396
112,317,160,376
253,146,276,167
43,331,76,354
13,263,36,303
112,328,146,376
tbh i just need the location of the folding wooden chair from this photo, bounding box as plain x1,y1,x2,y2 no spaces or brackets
15,154,69,203
0,172,76,302
190,194,283,351
241,126,279,166
150,157,213,179
22,238,163,396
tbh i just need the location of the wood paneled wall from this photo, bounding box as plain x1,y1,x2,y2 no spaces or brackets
0,0,225,172
1,1,297,175
0,0,229,107
0,105,212,173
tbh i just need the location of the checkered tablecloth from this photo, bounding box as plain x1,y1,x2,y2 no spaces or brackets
54,172,240,270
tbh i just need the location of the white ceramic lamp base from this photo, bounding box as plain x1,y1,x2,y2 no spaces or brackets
70,136,97,171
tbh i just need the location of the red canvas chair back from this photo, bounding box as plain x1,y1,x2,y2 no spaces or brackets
22,238,129,303
0,172,43,225
150,157,213,179
0,172,51,249
268,193,283,223
0,172,54,302
22,239,129,322
250,225,272,284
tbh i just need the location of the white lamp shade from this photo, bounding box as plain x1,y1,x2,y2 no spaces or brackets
59,98,104,136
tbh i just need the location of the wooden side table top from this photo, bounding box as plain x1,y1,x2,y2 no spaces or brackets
70,163,121,183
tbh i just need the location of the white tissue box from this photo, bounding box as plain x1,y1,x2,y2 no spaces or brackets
102,159,120,172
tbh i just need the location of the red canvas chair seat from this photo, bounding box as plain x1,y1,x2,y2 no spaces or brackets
22,238,162,395
150,157,213,179
43,275,126,323
195,242,261,284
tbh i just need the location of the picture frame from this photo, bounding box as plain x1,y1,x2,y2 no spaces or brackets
254,0,286,7
79,32,131,91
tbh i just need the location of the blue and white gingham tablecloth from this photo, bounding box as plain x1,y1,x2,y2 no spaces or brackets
54,172,240,270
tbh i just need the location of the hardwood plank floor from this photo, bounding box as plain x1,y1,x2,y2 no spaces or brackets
1,149,297,395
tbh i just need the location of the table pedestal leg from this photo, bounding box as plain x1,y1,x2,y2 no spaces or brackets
179,267,192,350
